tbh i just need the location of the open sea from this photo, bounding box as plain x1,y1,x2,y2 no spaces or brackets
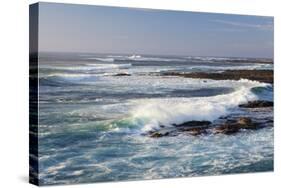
37,52,273,185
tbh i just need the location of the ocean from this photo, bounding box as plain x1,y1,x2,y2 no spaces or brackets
37,52,273,185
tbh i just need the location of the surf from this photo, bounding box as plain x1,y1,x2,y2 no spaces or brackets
122,80,269,133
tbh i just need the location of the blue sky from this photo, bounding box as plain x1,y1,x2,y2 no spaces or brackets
38,2,273,58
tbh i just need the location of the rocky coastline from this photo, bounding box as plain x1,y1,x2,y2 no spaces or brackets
160,70,273,84
144,70,273,138
146,100,273,138
113,68,274,138
145,68,274,138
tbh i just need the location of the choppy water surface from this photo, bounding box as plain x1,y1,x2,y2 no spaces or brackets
38,53,273,185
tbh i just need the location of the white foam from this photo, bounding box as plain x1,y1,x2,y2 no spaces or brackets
85,57,115,62
126,55,185,62
128,80,267,132
85,63,132,70
46,162,68,174
128,55,142,59
43,73,90,78
189,64,272,70
185,56,226,61
184,56,249,61
41,63,132,72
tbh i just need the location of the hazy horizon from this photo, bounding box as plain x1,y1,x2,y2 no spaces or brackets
38,2,274,59
38,51,273,60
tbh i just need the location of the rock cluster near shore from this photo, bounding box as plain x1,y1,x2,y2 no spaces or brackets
214,117,257,134
160,70,273,84
111,67,274,138
146,100,273,138
114,73,131,76
140,67,274,138
239,100,273,108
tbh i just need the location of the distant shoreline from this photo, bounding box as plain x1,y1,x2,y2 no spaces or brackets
160,69,273,84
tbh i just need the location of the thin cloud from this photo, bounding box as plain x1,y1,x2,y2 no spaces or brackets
212,19,273,30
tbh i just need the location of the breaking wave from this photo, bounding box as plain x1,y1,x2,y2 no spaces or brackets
84,57,115,62
126,80,269,132
126,55,185,62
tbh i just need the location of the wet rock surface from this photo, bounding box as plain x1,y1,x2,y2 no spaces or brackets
213,117,257,134
174,121,211,136
114,73,131,76
239,100,273,108
147,106,273,138
173,120,211,128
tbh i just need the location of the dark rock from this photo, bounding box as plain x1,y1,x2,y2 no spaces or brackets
236,117,257,129
219,116,230,120
174,120,211,128
237,117,252,125
148,128,174,138
149,131,169,138
185,128,207,136
214,117,258,134
174,121,211,135
267,119,274,123
239,100,273,108
114,73,131,76
149,132,163,138
160,70,273,84
147,121,212,138
214,124,240,134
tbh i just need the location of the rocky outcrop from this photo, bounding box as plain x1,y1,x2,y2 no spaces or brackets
214,117,257,134
160,70,273,84
147,121,211,138
114,73,131,76
174,121,210,136
147,115,271,138
150,132,169,138
239,100,273,108
214,123,240,134
173,120,211,128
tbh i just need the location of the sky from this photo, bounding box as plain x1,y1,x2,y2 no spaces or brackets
38,2,274,58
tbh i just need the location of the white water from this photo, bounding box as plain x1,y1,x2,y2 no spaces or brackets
85,57,115,62
190,64,272,70
126,55,185,62
40,63,131,71
128,80,268,132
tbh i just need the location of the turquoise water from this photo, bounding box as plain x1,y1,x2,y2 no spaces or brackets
38,53,273,185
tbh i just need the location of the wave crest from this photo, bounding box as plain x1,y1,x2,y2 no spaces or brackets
128,81,268,132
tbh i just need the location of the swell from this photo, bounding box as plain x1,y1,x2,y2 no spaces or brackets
39,75,96,87
94,80,269,133
129,87,256,132
39,73,270,134
40,63,132,72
